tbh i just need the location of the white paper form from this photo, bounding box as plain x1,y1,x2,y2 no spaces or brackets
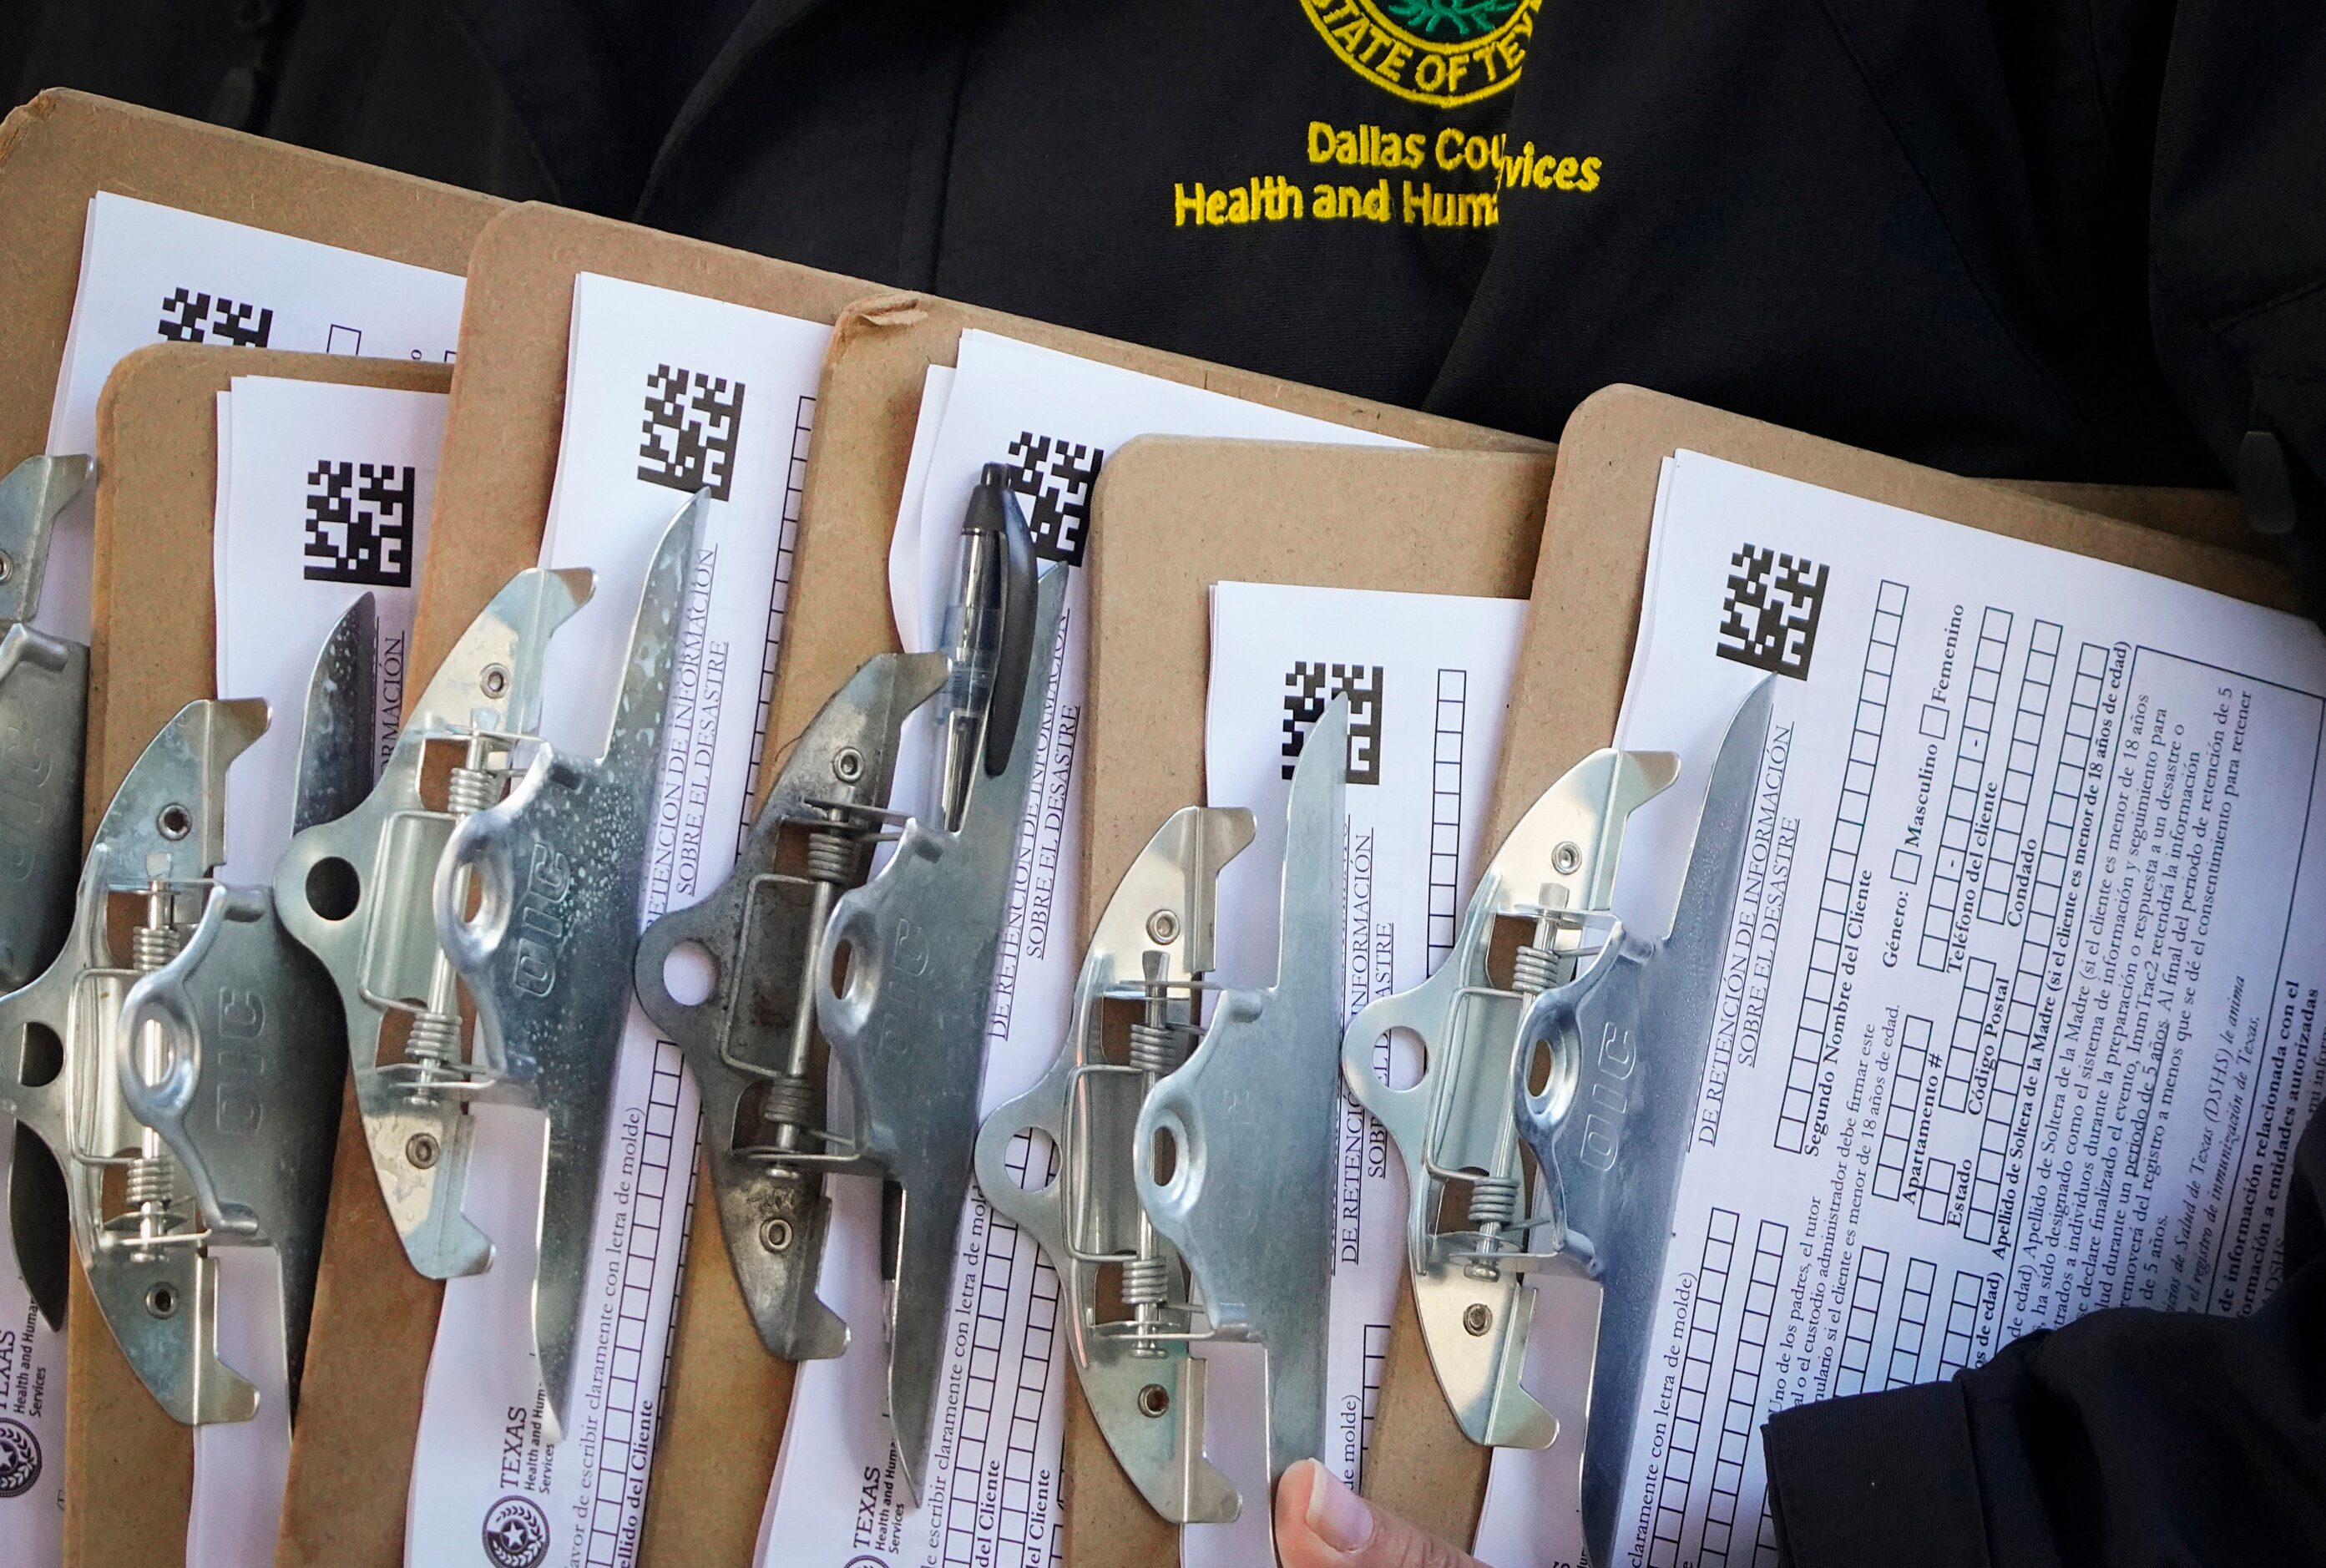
207,376,445,1568
1555,452,2326,1568
404,273,830,1568
1205,582,1525,1557
886,366,956,648
764,331,1408,1568
44,193,465,645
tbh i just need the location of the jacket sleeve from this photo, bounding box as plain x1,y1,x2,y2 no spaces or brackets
1762,1105,2326,1567
2147,0,2326,614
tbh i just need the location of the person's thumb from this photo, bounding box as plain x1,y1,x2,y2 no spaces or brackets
1274,1457,1489,1568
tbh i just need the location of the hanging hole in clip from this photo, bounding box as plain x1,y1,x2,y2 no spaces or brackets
828,938,855,998
18,1021,63,1088
1375,1027,1428,1090
1530,1029,1579,1119
1149,1125,1179,1187
306,856,361,922
1527,1038,1555,1098
662,940,718,1008
129,1010,187,1091
1010,1128,1059,1192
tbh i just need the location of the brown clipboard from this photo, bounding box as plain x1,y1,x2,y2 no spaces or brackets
1072,411,2277,1563
1375,387,2292,1553
283,200,877,1568
637,288,1552,1566
1080,438,1557,1565
83,344,453,1568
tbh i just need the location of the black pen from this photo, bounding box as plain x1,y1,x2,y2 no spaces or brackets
935,463,1034,830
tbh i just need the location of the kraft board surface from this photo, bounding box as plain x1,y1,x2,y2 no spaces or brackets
78,345,452,1568
1072,418,2268,1562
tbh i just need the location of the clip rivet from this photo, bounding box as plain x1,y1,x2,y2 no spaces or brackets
144,1282,180,1319
1145,908,1181,945
1463,1302,1494,1336
406,1132,440,1169
156,802,192,841
832,746,864,784
758,1215,794,1253
478,663,509,700
1551,841,1581,875
1136,1383,1171,1418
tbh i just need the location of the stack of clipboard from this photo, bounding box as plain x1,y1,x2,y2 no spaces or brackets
0,89,2303,1568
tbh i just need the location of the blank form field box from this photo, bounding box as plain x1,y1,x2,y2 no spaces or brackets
326,323,363,354
1892,848,1923,883
1919,704,1950,739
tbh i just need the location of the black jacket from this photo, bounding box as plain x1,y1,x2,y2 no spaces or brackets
1765,1108,2326,1566
10,1,2323,500
8,5,2325,1563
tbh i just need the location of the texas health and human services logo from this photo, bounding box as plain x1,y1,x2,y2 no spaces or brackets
0,1417,43,1500
481,1495,550,1568
1301,0,1540,107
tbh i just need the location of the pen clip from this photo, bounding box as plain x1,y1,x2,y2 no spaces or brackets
978,465,1039,779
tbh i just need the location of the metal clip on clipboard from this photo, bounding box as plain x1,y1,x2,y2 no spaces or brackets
634,468,1057,1503
981,699,1348,1539
0,612,365,1422
274,500,697,1438
1343,681,1771,1557
0,456,96,1001
96,599,377,1421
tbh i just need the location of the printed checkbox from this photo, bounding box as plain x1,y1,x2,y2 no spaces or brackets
326,323,363,355
1919,704,1949,739
1892,848,1923,883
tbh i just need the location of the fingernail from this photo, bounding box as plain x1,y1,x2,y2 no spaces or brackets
1305,1462,1375,1554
